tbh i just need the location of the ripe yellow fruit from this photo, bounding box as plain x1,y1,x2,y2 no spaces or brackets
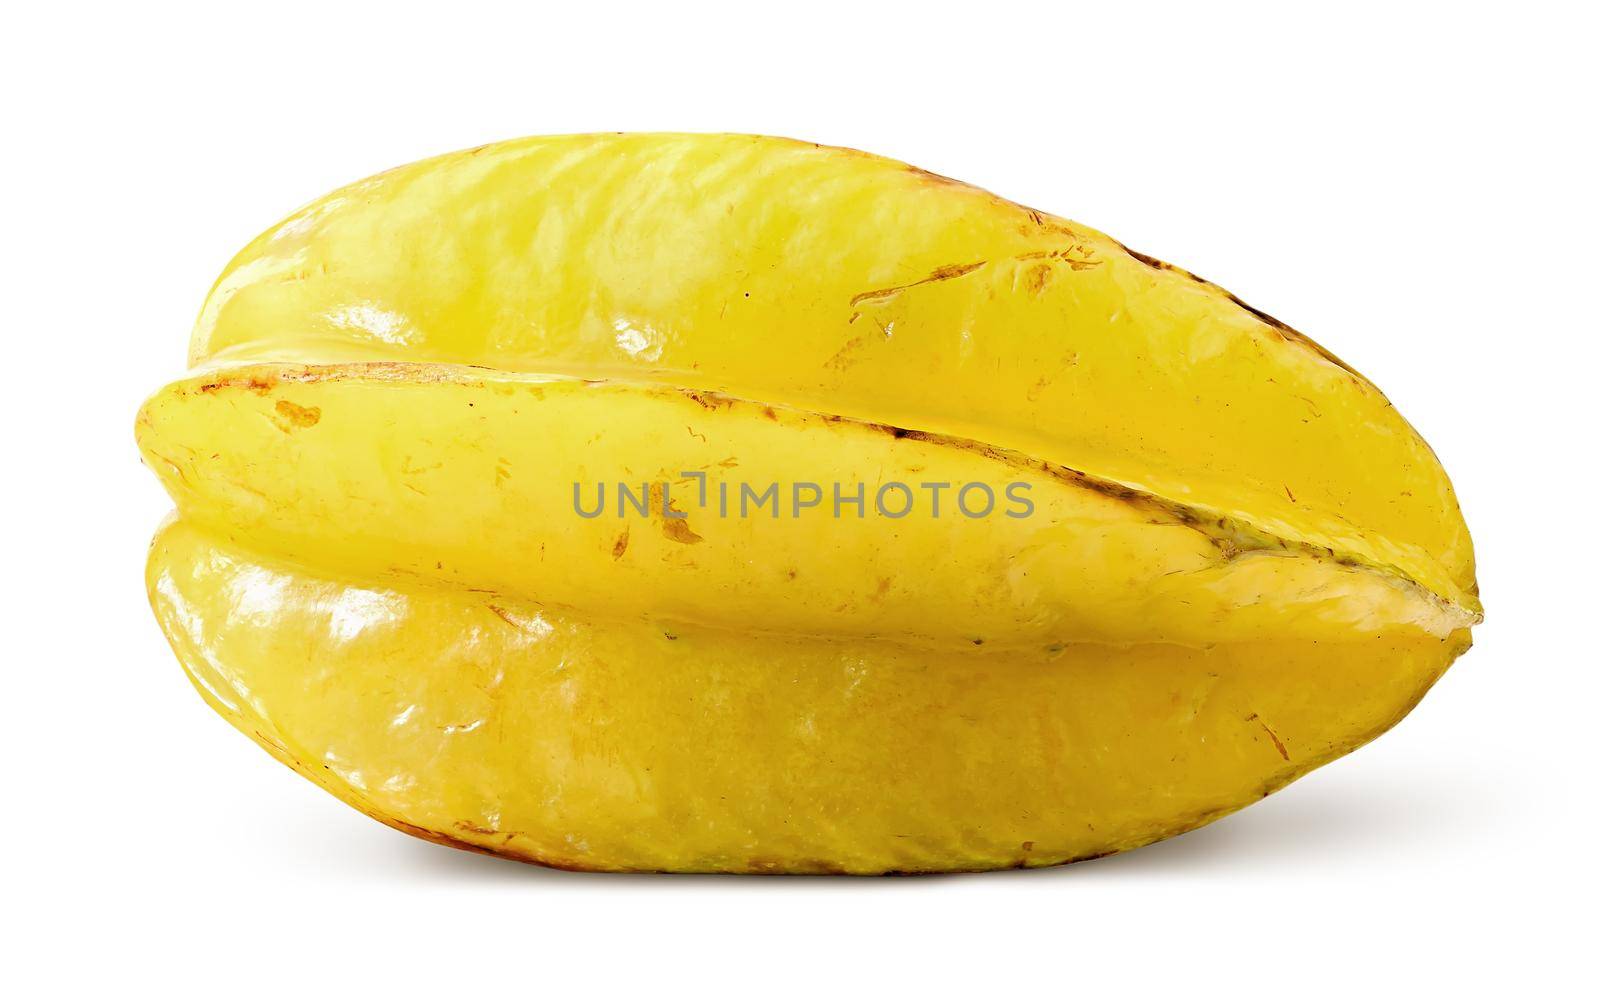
138,133,1479,873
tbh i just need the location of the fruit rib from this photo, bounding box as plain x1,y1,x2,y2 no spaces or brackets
136,363,1477,650
149,518,1468,874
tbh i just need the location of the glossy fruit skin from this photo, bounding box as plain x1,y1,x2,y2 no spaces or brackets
139,133,1479,873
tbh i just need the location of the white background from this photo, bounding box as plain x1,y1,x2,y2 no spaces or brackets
5,2,1595,985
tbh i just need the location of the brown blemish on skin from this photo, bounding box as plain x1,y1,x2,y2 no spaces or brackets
1020,208,1082,239
869,576,893,602
273,399,321,429
200,376,274,394
456,820,499,835
1246,713,1291,761
1024,262,1053,294
612,530,630,559
663,517,703,545
1013,245,1099,274
926,261,987,282
648,485,704,545
850,261,987,306
1057,245,1100,271
681,389,735,411
823,334,868,371
485,603,544,633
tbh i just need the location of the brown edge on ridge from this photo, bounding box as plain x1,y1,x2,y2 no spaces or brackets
1117,242,1369,382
